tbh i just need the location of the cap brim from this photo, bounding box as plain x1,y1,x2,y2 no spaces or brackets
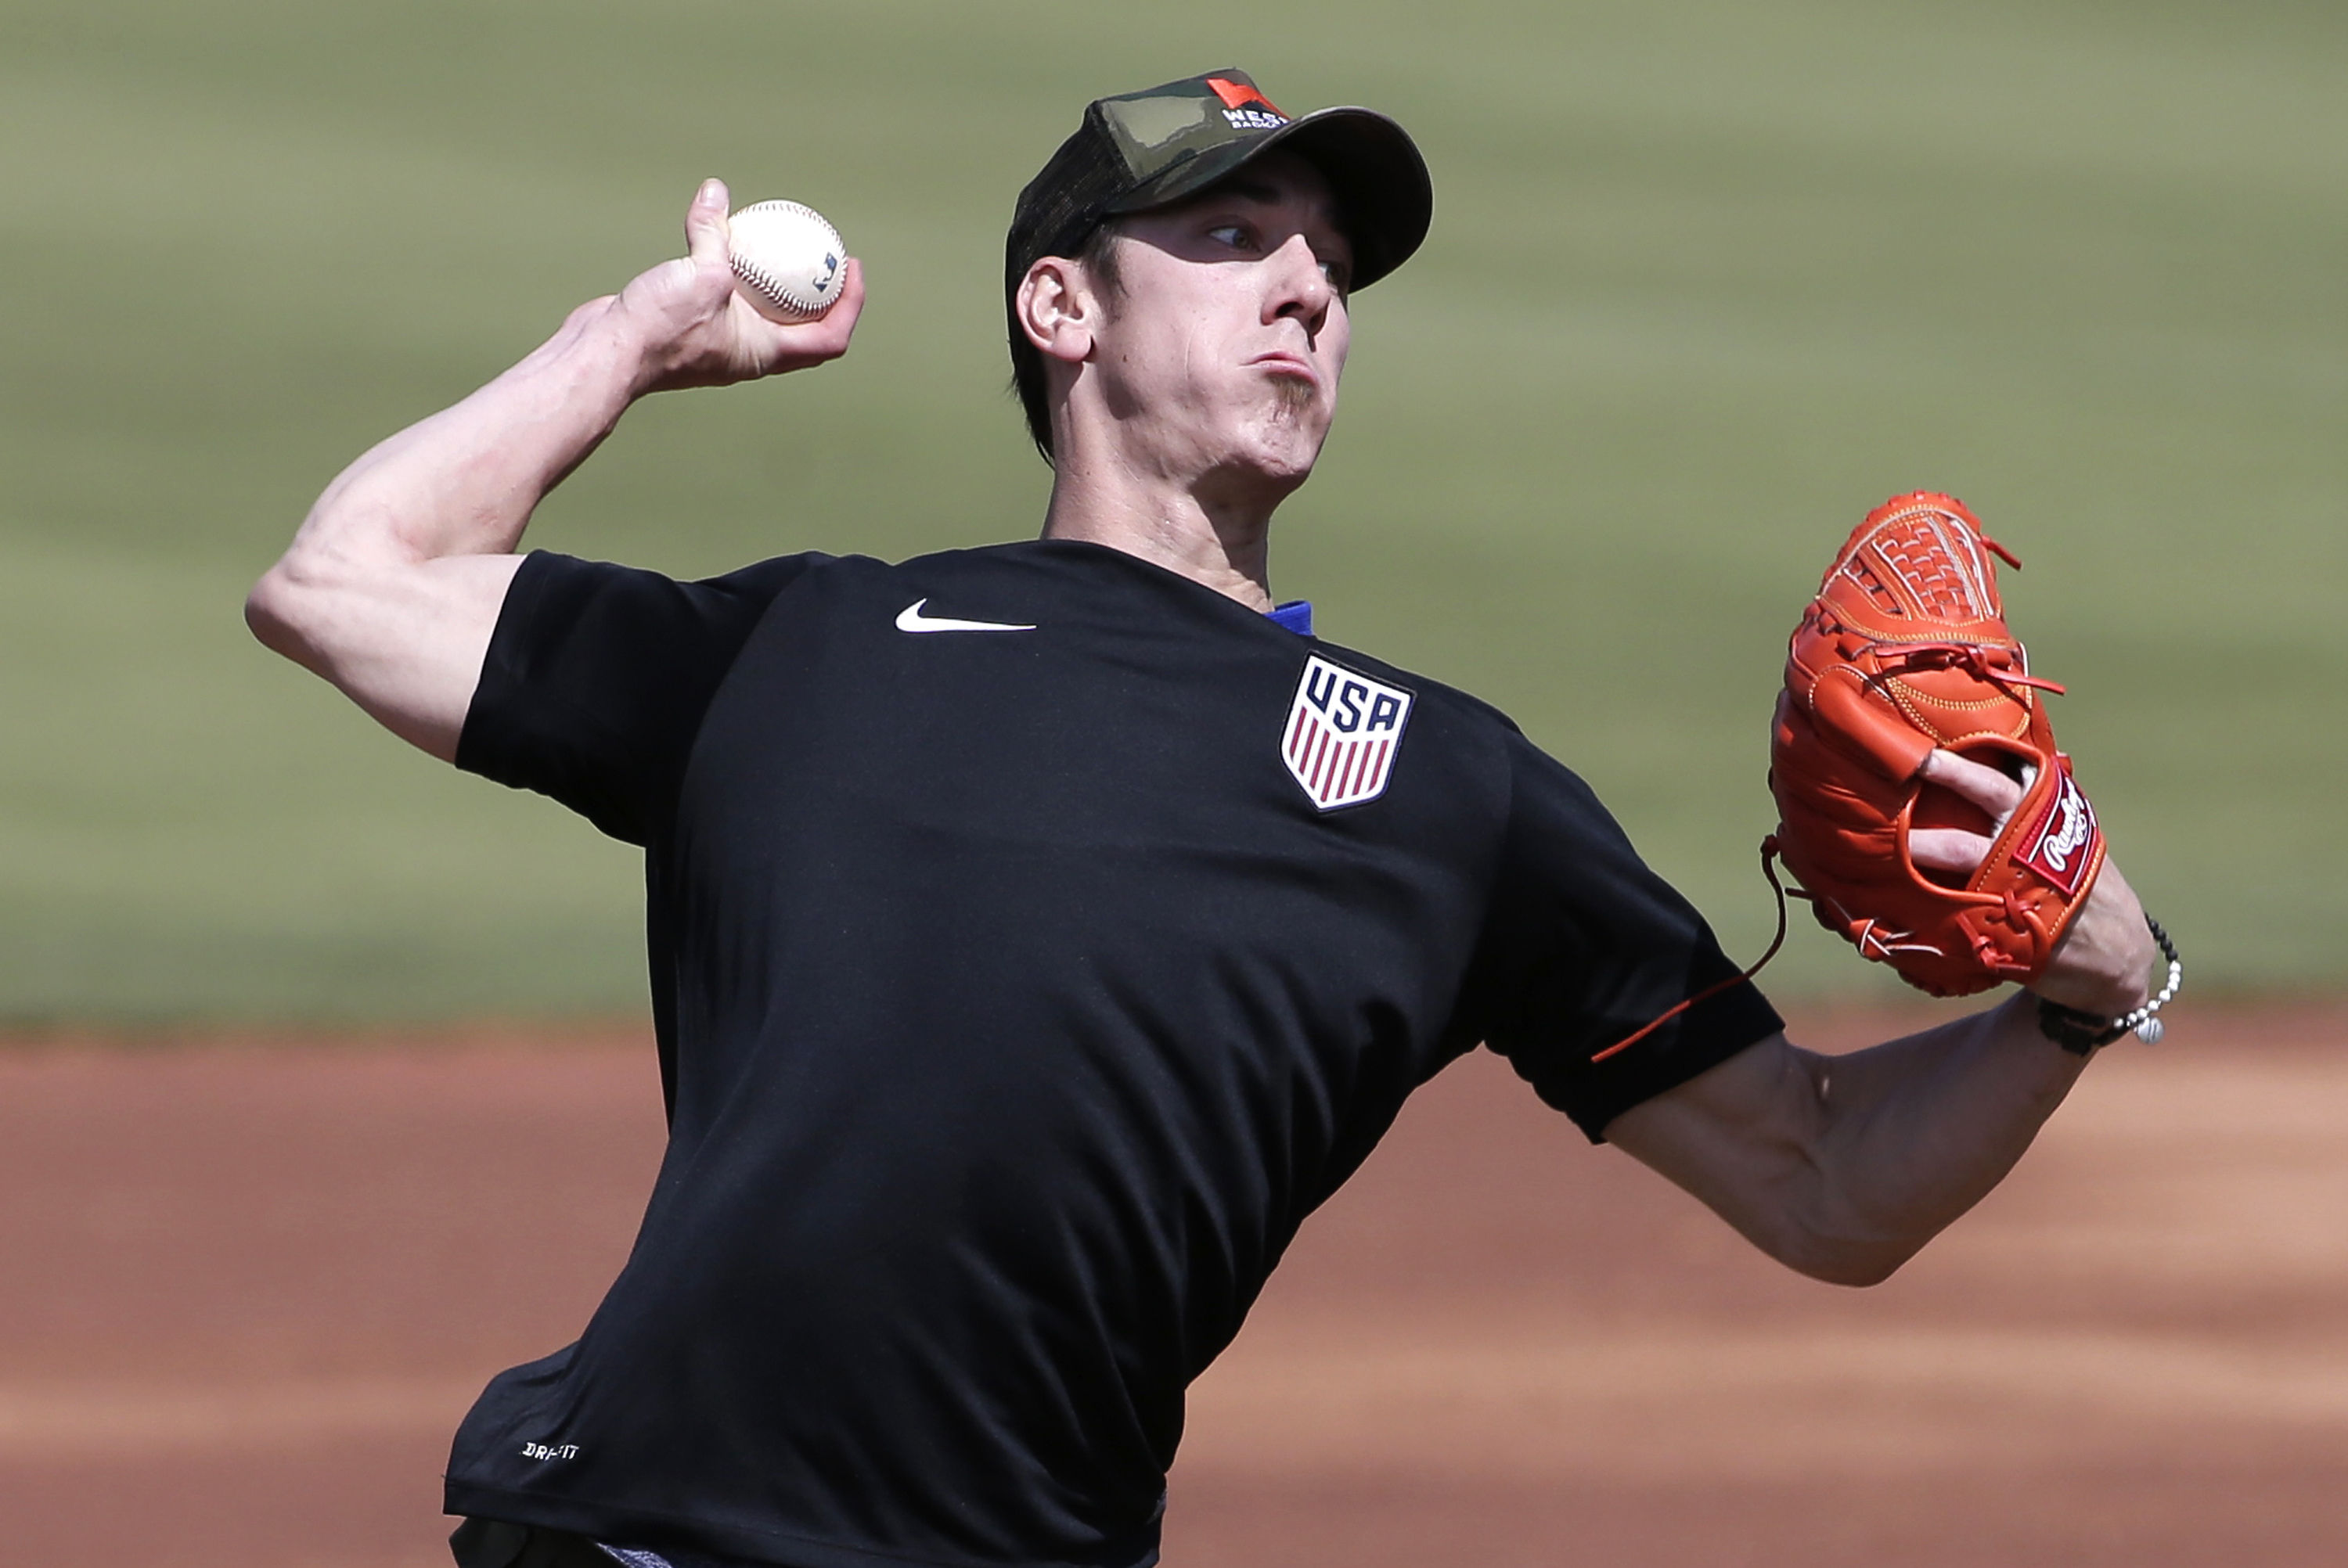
1104,106,1432,290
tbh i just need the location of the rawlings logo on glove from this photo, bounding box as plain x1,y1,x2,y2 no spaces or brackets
1768,491,2105,998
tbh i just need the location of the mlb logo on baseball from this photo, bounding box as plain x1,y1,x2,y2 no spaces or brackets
1283,656,1412,811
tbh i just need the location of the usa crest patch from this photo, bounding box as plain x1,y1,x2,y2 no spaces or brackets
1282,655,1413,811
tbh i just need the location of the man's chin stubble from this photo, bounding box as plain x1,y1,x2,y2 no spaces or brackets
1269,376,1319,418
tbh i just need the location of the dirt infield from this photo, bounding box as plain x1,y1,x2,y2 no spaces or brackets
3,1005,2343,1567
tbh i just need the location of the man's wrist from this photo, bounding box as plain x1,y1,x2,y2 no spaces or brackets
565,297,681,405
2029,914,2182,1054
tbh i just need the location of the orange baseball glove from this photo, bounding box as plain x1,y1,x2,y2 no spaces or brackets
1768,492,2105,997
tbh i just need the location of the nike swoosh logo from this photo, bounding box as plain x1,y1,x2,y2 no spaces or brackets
895,598,1036,634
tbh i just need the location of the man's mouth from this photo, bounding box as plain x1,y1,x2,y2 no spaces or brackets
1250,353,1319,389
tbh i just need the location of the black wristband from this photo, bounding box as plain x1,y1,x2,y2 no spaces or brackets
2036,998,2130,1056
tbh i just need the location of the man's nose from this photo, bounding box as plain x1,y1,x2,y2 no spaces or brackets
1263,233,1332,335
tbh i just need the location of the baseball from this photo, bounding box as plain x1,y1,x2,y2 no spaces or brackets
727,200,847,322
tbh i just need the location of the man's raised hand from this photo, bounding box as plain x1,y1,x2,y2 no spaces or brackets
250,178,865,761
607,178,866,394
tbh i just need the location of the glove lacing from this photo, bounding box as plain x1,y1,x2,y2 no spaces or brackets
1589,840,1792,1064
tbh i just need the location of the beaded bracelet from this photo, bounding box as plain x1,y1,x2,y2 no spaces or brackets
2036,914,2183,1056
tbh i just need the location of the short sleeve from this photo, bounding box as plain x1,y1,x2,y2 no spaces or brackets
1464,733,1784,1142
455,550,823,845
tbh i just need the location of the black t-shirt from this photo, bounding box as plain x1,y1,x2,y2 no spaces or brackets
445,539,1781,1568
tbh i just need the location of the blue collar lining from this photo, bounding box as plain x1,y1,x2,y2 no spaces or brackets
1266,600,1314,637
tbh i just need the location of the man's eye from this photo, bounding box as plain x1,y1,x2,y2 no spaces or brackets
1206,223,1252,250
1321,261,1353,292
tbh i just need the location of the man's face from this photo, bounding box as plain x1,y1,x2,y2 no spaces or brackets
1084,154,1355,494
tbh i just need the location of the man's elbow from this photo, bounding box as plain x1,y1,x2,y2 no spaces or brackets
245,559,316,664
1763,1224,1921,1289
244,565,297,653
244,544,352,673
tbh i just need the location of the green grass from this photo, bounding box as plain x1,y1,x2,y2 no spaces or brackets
2,0,2341,1020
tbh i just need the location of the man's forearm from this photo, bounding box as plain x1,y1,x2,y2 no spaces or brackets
1779,994,2088,1281
1608,996,2094,1286
1612,847,2155,1286
243,300,656,757
289,299,650,573
1776,865,2155,1278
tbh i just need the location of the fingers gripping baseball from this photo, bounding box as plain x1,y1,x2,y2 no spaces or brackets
682,176,734,270
615,178,865,393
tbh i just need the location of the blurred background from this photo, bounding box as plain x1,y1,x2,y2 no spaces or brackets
4,0,2342,1022
3,2,2345,1566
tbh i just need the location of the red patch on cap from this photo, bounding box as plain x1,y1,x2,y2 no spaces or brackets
1206,77,1285,117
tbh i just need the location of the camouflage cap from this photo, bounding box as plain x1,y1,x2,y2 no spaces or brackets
1006,69,1432,304
1003,70,1430,460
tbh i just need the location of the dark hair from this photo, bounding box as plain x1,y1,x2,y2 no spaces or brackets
1008,220,1124,465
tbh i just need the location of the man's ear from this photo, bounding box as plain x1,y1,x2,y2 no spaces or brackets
1017,258,1097,365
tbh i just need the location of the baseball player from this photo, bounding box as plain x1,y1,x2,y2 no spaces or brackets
248,70,2159,1568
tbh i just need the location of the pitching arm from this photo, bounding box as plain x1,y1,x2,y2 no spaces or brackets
246,178,863,760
